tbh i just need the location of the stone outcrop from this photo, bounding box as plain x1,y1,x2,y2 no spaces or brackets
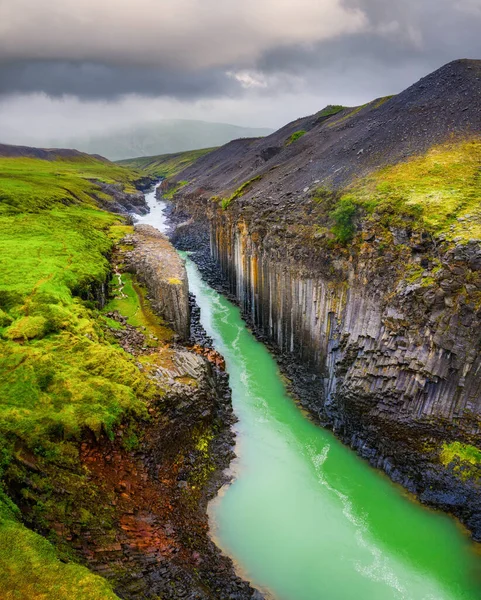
126,225,190,340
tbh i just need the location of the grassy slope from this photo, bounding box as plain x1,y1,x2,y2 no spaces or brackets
0,155,162,598
344,139,481,242
310,139,481,246
117,147,216,178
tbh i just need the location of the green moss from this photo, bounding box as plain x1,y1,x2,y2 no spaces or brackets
0,154,158,597
328,103,369,128
162,180,188,200
4,315,48,340
285,130,307,146
440,442,481,467
316,105,345,121
220,175,262,210
440,442,481,481
345,140,481,241
104,273,174,343
374,95,395,109
0,507,118,599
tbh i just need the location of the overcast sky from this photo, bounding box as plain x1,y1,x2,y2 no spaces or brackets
1,0,481,143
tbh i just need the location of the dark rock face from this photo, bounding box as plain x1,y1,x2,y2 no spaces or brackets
169,198,481,540
163,60,481,539
94,181,150,215
77,338,259,600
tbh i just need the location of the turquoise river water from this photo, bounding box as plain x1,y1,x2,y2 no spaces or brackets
140,188,481,600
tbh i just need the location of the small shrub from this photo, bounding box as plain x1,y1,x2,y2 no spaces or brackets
330,195,358,244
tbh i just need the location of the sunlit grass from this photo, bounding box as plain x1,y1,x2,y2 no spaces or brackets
0,154,156,597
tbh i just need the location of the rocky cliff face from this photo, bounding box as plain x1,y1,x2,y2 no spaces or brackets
164,60,481,538
126,225,190,340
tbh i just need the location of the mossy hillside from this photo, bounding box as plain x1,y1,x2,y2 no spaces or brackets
163,180,189,200
349,139,481,242
0,155,143,214
0,502,118,600
315,105,345,121
312,140,481,245
0,154,161,598
117,148,216,178
328,103,369,128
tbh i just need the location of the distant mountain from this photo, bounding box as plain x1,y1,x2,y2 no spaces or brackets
51,120,273,161
117,148,216,178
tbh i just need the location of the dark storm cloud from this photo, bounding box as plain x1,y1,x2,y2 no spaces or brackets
0,0,480,102
0,61,239,100
257,0,481,77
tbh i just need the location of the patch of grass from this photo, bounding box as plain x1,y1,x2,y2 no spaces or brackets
316,105,345,121
162,180,188,200
285,130,307,146
104,273,174,343
0,503,118,600
219,175,262,210
440,442,481,467
117,148,216,178
328,103,369,128
345,139,481,241
374,95,395,109
440,441,481,480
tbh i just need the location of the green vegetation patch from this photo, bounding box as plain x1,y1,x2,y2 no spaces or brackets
220,175,262,210
311,140,481,247
344,139,481,241
316,105,345,121
285,130,307,146
0,154,159,598
330,195,358,244
328,103,369,128
104,272,174,343
162,180,188,200
441,441,481,467
440,441,481,480
0,509,118,600
374,95,395,109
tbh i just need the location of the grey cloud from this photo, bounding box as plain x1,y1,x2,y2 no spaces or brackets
0,0,366,69
0,61,241,100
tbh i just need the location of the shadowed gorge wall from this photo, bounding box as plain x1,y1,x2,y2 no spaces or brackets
169,137,481,539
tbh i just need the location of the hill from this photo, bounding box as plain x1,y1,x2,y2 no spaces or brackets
51,120,273,161
165,59,481,202
118,147,216,178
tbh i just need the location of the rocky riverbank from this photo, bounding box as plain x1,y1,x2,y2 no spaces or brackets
83,226,262,598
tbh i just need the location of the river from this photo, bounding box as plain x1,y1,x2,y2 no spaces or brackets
138,185,481,600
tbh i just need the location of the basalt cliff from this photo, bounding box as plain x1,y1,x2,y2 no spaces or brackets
162,59,481,538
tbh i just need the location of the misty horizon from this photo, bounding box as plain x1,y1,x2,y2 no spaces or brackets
1,0,480,151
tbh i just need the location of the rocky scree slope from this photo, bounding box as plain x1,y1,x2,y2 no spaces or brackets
162,59,481,539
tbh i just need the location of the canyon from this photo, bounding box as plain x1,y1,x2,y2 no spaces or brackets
162,59,481,540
